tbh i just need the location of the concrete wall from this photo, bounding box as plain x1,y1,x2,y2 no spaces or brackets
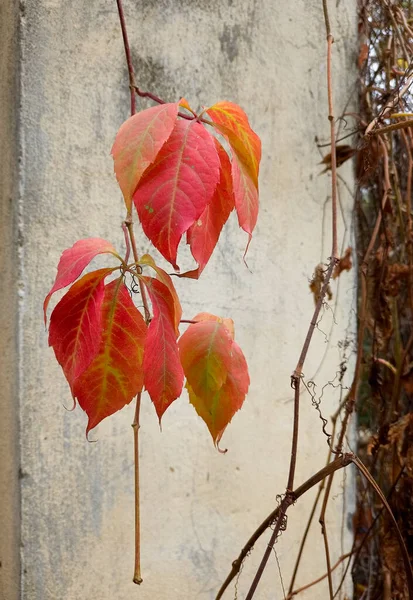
1,1,357,598
0,2,21,600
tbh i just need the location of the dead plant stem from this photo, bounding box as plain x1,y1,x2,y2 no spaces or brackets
215,455,354,600
287,415,337,595
239,3,340,597
286,552,351,599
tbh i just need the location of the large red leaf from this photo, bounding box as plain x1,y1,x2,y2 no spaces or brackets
206,101,261,188
133,119,220,269
111,102,179,211
183,140,235,278
141,277,184,420
73,278,147,435
179,313,249,445
44,238,121,323
48,268,113,391
232,156,259,245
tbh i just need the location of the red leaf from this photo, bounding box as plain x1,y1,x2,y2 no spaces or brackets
183,140,234,278
179,314,249,445
138,254,182,334
44,238,121,323
141,277,184,420
206,101,261,188
73,278,147,434
111,102,179,211
133,119,220,269
49,268,113,391
232,157,259,248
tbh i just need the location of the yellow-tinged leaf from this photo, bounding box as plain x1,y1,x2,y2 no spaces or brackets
179,314,249,445
73,277,147,435
207,101,261,188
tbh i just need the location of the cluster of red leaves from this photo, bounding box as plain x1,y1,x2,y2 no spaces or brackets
44,100,260,445
111,99,261,275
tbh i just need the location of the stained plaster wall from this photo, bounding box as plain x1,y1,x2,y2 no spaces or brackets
0,1,357,599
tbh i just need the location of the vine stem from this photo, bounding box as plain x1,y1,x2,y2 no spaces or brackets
215,455,354,600
236,3,340,598
116,0,136,115
116,0,152,585
132,393,143,584
286,552,351,599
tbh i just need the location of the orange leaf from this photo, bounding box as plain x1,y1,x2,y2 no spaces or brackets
333,247,353,279
73,278,147,435
141,277,184,420
111,102,179,211
207,100,261,188
133,119,220,269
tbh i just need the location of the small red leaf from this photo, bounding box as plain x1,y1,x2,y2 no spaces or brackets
206,101,261,188
133,119,220,269
44,238,121,323
49,268,113,391
184,140,234,278
111,102,179,210
138,254,182,334
73,278,147,434
232,157,259,247
179,315,249,445
141,277,184,420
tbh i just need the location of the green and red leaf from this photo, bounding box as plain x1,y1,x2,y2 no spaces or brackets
111,102,179,211
48,268,113,390
73,278,147,435
141,277,184,420
186,340,249,445
44,238,121,323
183,140,234,278
206,100,261,188
179,313,249,445
133,119,220,269
179,316,233,397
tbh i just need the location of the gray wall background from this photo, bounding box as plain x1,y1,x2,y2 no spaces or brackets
1,1,357,599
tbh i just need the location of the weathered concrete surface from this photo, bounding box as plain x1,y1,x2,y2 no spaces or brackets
2,0,357,598
0,3,21,600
